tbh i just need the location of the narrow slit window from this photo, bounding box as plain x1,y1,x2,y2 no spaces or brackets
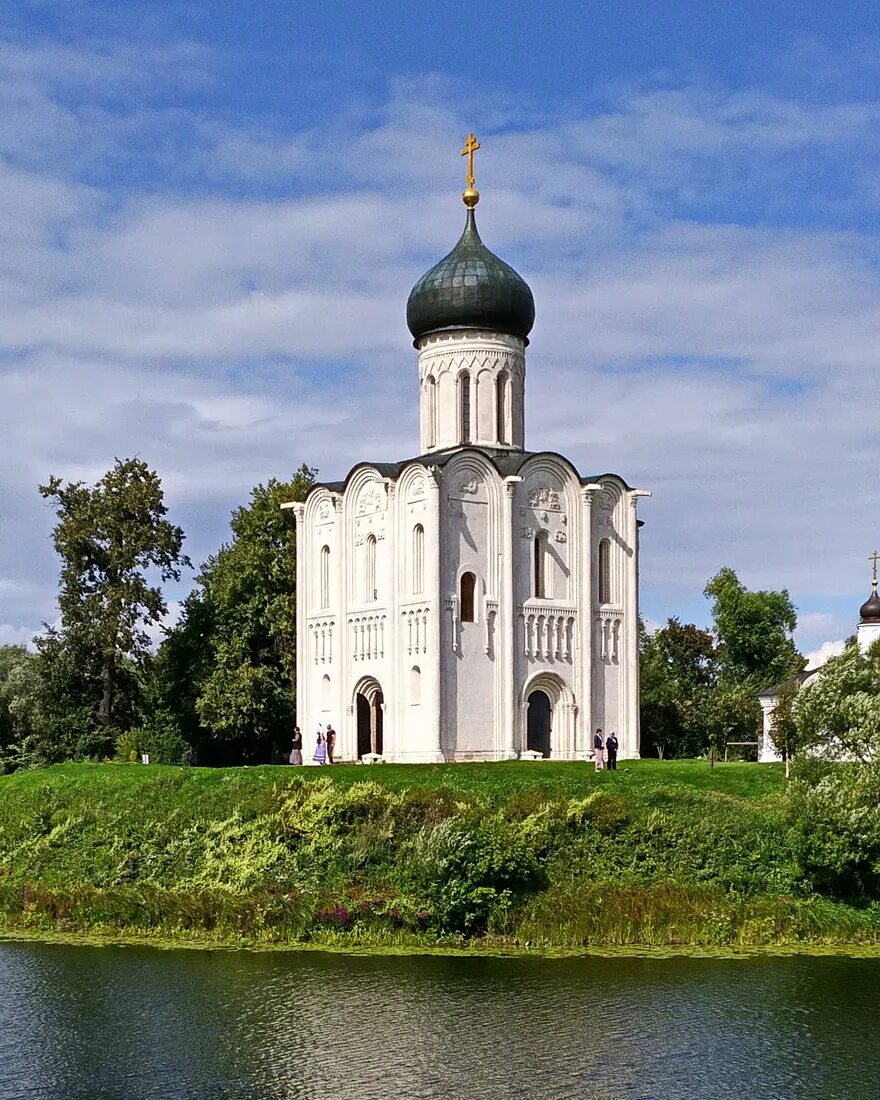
598,538,611,604
460,571,476,623
496,372,508,444
534,533,550,599
459,372,471,443
413,524,424,594
365,534,377,602
426,376,436,448
319,545,330,608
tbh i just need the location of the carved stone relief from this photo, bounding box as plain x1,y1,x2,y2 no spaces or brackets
356,486,384,516
528,487,561,510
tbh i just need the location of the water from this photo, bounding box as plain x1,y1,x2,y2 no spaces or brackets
1,943,878,1099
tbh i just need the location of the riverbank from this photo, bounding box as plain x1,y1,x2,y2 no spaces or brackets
1,761,877,950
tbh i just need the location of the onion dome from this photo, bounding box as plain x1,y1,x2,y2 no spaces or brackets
406,204,535,344
860,581,880,623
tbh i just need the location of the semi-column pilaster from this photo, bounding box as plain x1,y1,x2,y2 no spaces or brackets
500,476,521,758
289,503,307,737
580,484,602,760
427,467,443,760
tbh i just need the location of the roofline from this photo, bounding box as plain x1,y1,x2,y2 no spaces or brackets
305,448,642,499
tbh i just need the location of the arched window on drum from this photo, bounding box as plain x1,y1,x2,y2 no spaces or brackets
459,372,471,444
426,375,437,448
495,371,508,444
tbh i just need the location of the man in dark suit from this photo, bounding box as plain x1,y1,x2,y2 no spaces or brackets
605,731,619,770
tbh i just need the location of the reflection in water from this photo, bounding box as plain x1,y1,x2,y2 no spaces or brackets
1,943,878,1099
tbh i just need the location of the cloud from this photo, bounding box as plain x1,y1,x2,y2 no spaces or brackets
2,35,880,646
805,639,847,670
0,623,38,650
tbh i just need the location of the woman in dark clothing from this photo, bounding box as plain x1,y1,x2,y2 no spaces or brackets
289,727,303,766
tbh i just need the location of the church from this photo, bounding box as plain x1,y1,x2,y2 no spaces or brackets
288,136,650,763
758,557,880,762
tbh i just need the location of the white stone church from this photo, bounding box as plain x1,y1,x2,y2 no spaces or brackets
288,138,650,762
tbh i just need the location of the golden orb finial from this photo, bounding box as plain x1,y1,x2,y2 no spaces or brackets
460,132,481,208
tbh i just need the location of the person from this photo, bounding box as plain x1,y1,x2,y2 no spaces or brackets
290,727,303,766
313,727,327,766
141,751,150,766
605,731,619,771
183,746,194,767
325,724,336,765
593,728,605,772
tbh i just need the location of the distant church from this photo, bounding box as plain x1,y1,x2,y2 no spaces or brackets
288,136,649,762
758,556,880,762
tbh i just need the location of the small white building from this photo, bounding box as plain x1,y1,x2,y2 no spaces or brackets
289,146,650,763
758,570,880,762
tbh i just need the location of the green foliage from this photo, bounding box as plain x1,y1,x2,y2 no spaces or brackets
704,566,802,688
0,647,45,772
640,618,718,758
156,465,316,764
0,759,876,948
788,764,880,898
794,640,880,763
36,458,189,758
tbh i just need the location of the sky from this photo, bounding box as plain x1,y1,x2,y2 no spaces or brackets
2,1,880,665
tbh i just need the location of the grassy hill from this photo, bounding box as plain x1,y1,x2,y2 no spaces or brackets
0,760,876,951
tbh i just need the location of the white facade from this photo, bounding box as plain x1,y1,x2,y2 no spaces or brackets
291,314,648,762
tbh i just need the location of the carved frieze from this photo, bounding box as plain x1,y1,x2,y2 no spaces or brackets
357,486,384,516
528,487,561,511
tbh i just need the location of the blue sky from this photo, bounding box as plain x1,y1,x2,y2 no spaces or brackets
2,1,880,663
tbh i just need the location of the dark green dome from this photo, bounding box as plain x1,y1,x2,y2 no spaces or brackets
407,208,535,343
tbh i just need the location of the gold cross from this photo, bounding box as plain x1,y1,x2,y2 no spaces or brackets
871,549,879,584
461,132,480,189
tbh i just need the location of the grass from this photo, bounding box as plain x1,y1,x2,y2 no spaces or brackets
0,759,875,953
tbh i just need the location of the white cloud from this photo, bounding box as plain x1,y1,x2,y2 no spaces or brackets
2,37,880,644
805,639,847,670
0,623,38,650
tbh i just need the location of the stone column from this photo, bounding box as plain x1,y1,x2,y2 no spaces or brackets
289,502,308,745
426,467,443,760
580,485,601,760
500,476,521,758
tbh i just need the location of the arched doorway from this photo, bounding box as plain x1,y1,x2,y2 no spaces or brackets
526,690,552,758
354,678,384,758
521,673,576,760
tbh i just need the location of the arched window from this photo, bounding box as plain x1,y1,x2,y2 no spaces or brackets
365,534,377,602
459,372,471,443
495,372,508,444
460,571,476,623
426,376,437,448
322,674,331,711
319,545,330,608
598,538,611,604
410,665,421,705
534,532,550,599
412,524,424,595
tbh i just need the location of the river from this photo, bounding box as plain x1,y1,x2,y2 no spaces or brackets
1,942,878,1098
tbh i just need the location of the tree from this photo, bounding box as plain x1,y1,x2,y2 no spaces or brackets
159,465,316,764
769,678,804,778
0,645,46,771
640,618,718,758
704,566,802,688
794,640,880,764
39,458,189,756
698,682,762,767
